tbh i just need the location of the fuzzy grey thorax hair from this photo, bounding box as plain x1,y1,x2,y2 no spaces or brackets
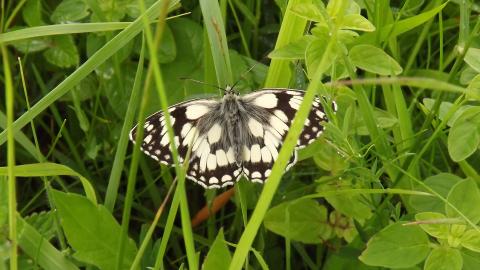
194,87,270,165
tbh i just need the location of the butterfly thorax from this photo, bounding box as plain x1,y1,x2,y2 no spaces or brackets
221,93,244,165
194,91,267,166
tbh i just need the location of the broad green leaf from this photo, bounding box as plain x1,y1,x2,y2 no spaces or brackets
324,247,375,270
338,29,359,44
359,222,430,268
202,229,231,270
264,199,330,244
51,190,137,270
316,178,372,221
104,63,136,118
415,212,450,239
51,0,90,23
465,48,480,73
355,107,398,135
312,139,349,172
422,99,473,127
268,35,315,60
22,0,45,26
349,45,402,75
25,211,56,241
17,216,79,270
133,24,176,63
311,24,330,40
43,35,79,68
446,179,480,224
467,74,480,100
460,66,478,85
448,107,480,161
86,31,134,64
424,247,463,270
463,249,480,270
90,0,127,22
125,0,157,18
12,36,50,53
306,39,336,78
340,14,375,32
461,229,480,253
291,3,325,22
61,74,98,101
326,0,348,18
410,174,461,213
449,224,467,248
157,24,176,63
345,0,360,15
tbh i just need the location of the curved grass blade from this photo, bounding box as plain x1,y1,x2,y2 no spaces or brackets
0,0,180,146
0,163,97,203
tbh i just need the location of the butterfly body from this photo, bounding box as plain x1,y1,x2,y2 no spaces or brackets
130,87,335,189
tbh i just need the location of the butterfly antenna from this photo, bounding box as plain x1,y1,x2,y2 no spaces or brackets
179,77,224,91
230,62,259,90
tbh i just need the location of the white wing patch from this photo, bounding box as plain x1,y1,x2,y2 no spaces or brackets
185,104,210,120
207,123,222,143
252,93,278,108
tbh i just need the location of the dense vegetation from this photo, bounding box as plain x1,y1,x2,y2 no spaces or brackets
1,0,480,269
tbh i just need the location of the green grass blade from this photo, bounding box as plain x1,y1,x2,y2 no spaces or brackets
264,0,307,87
103,35,146,213
17,216,79,270
153,185,181,270
0,23,131,43
115,0,178,267
200,0,233,86
3,44,17,270
0,0,180,146
138,0,198,269
229,31,336,270
0,112,43,162
0,163,97,203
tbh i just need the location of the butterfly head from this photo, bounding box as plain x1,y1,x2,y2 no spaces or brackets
224,85,239,96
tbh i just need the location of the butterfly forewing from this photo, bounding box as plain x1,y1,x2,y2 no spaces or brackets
129,99,215,165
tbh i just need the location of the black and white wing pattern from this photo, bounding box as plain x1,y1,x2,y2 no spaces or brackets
130,88,336,189
239,89,334,183
129,98,242,189
129,99,215,165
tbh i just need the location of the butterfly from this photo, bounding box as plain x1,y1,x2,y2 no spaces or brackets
129,86,336,189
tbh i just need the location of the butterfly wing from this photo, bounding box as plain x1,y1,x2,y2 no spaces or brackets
129,99,217,164
240,89,334,182
129,98,242,189
187,135,243,188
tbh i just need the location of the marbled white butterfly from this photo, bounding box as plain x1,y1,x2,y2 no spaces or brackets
129,86,336,189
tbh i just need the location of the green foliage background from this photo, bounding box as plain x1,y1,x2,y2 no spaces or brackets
1,0,480,269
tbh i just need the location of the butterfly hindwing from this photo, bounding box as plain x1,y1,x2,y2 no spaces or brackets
187,135,242,188
240,89,332,183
